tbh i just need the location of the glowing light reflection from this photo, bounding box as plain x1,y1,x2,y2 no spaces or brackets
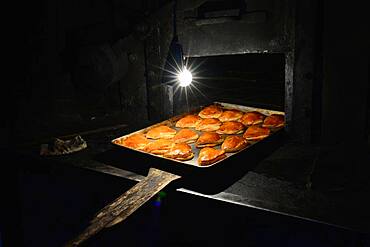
148,55,212,110
178,68,192,87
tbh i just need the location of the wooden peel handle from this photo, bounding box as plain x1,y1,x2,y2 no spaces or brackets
64,168,180,247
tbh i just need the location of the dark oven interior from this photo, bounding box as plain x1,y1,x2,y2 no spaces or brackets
172,53,285,115
8,0,369,145
11,0,297,145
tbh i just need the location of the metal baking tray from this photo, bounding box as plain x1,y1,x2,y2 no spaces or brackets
109,102,286,193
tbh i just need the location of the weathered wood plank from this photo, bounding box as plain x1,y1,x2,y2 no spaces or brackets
64,168,181,247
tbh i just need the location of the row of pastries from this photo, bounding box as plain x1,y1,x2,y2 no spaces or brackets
176,105,284,130
115,105,284,166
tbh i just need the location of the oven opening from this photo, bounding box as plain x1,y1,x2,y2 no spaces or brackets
173,53,285,115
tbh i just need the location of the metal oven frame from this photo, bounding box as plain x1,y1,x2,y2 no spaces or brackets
143,0,321,144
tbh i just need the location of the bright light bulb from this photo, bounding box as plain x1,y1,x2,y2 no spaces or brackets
178,68,192,87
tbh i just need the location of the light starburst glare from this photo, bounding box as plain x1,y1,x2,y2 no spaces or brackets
177,68,192,87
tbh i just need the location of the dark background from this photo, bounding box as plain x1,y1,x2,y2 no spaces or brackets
1,0,369,246
1,0,368,145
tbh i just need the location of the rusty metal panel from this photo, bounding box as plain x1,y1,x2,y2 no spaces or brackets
177,0,294,57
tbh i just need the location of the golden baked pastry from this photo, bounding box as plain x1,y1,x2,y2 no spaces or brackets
198,147,226,166
216,121,244,134
218,110,243,122
163,143,194,161
243,126,270,141
146,125,176,139
240,111,265,126
173,129,199,144
175,115,202,128
118,134,150,150
195,132,224,148
143,139,174,155
221,136,248,153
198,105,223,119
262,114,285,128
195,118,222,132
